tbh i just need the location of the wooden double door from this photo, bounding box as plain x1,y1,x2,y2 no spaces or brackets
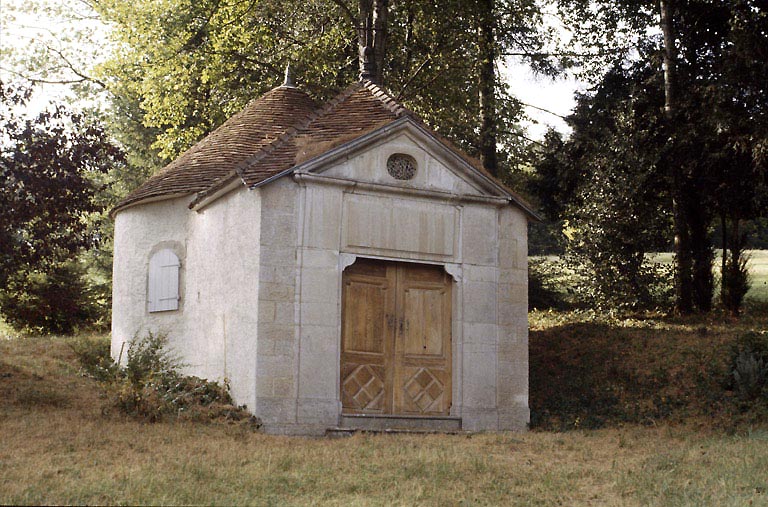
341,258,452,415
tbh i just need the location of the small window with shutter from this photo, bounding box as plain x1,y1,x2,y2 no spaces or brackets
148,249,181,312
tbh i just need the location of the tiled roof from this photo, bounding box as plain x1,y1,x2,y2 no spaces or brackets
113,85,317,212
114,79,535,216
238,81,409,186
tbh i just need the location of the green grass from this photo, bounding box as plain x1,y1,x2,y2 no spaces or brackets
2,321,768,505
747,250,768,301
648,250,768,302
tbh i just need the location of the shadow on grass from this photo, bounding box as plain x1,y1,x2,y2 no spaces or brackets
528,313,768,431
0,360,71,409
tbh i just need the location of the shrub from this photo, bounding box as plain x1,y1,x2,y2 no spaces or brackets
122,331,180,388
0,261,99,335
721,249,751,317
73,331,259,426
69,335,119,381
730,331,768,403
528,258,569,310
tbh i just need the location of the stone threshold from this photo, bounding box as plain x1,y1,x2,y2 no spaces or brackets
326,427,472,438
336,413,463,432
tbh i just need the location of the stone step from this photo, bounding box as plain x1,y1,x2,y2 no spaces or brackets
338,413,462,432
326,427,471,438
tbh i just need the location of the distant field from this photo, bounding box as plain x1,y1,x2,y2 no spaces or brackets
649,250,768,302
536,250,768,303
745,250,768,301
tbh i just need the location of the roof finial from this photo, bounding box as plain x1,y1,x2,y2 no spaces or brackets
283,63,296,88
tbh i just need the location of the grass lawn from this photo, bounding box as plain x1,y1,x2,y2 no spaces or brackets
649,250,768,302
3,321,768,505
747,250,768,301
1,251,767,505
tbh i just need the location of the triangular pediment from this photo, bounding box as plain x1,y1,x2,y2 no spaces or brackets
293,117,514,201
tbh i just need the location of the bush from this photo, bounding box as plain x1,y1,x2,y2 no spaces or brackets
69,335,119,381
730,331,768,403
528,259,569,310
721,250,751,317
0,261,100,335
73,331,259,426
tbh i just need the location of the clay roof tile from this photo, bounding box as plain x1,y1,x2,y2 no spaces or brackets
113,79,536,218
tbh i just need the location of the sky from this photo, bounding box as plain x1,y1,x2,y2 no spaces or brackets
503,60,584,139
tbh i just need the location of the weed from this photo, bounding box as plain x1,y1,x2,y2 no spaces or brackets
69,335,119,381
729,331,768,403
70,331,258,426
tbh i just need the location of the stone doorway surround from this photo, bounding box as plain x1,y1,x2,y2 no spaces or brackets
340,258,453,416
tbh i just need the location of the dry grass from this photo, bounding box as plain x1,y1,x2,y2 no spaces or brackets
530,304,768,431
2,334,768,505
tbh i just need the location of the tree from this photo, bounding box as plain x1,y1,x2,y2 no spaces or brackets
533,58,673,310
87,0,552,174
552,0,768,314
0,81,125,332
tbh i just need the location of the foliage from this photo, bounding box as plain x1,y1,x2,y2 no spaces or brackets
69,334,120,381
0,261,101,335
0,80,125,331
528,258,570,311
544,0,768,314
527,219,566,256
534,59,674,311
73,331,256,424
722,235,752,316
729,331,768,403
86,0,553,173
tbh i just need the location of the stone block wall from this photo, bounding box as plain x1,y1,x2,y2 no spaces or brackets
496,206,530,430
254,179,303,433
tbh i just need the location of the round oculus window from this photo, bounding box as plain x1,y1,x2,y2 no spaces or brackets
386,154,417,180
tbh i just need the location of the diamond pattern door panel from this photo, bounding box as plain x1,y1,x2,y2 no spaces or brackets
341,259,396,414
394,263,452,415
341,259,452,416
341,364,386,412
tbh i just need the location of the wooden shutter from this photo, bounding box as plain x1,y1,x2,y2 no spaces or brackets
148,249,180,312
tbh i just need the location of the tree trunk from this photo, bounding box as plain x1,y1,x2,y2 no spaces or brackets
660,0,693,314
690,198,713,312
478,0,498,176
372,0,388,85
357,0,387,84
720,211,727,291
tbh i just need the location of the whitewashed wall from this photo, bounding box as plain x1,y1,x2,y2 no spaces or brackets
111,189,262,411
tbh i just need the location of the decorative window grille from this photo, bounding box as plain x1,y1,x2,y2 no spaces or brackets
148,249,180,312
386,154,417,180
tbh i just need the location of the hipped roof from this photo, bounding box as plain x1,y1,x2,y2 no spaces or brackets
113,80,537,218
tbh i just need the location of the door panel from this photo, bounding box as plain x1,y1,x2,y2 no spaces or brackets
343,281,388,354
341,259,395,414
402,288,446,356
395,263,452,415
341,259,452,416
